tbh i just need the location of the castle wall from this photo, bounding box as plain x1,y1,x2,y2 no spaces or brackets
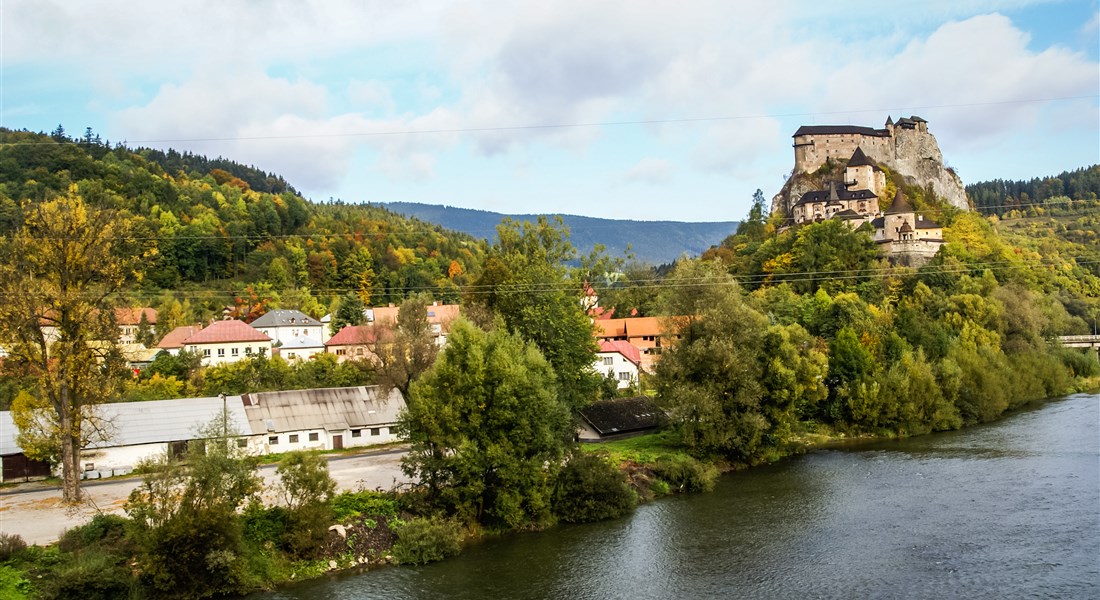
794,133,891,174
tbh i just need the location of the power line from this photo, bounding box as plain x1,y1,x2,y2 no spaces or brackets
0,95,1096,147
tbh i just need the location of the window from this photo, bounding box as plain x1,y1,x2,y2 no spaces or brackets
336,349,346,356
289,434,299,443
370,428,381,436
602,357,613,366
618,372,631,381
203,349,211,357
351,429,362,438
217,348,225,357
245,346,252,355
231,347,239,356
268,436,279,445
236,439,248,448
287,352,297,360
308,432,319,442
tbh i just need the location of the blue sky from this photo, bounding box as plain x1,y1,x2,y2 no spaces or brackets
2,0,1097,222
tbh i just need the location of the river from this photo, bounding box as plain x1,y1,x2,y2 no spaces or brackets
255,393,1099,599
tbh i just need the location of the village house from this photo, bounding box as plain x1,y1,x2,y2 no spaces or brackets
594,340,641,389
155,324,204,355
115,307,157,344
181,319,273,366
242,386,404,453
249,309,325,348
0,386,406,482
324,325,378,362
368,301,461,346
577,396,664,442
594,316,666,372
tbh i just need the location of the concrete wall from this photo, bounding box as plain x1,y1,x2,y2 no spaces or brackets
189,340,273,366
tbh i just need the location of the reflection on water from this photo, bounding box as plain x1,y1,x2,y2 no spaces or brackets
253,394,1099,600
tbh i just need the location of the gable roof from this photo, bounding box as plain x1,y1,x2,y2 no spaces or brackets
182,320,272,345
793,188,878,207
325,325,378,346
249,309,321,328
279,335,325,350
157,325,204,349
578,396,664,436
242,386,404,433
793,125,889,138
115,307,157,326
598,340,641,365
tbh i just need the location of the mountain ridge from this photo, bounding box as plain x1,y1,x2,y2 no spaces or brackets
376,202,738,265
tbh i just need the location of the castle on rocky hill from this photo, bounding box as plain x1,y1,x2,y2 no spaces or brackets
772,115,968,217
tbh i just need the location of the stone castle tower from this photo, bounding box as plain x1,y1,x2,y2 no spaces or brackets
772,116,968,216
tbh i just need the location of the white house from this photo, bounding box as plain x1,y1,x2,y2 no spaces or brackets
182,320,273,366
250,310,325,348
594,340,642,389
242,386,405,453
156,324,204,356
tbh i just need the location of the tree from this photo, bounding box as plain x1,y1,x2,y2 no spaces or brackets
398,318,573,528
467,217,599,412
331,292,366,335
370,294,439,400
276,451,337,558
0,189,146,502
126,417,260,597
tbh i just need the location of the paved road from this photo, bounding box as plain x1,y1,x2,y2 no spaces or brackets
0,448,412,546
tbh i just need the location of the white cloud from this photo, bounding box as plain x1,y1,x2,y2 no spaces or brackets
622,158,675,184
820,14,1099,149
347,80,396,115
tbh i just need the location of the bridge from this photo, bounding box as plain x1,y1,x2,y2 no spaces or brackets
1058,335,1100,355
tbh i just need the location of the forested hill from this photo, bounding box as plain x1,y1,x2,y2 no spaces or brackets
379,202,738,265
0,128,487,312
966,165,1100,214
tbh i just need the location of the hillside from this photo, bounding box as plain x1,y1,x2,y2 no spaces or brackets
378,202,738,265
0,129,487,314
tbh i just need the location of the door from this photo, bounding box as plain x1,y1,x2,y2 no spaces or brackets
333,435,344,450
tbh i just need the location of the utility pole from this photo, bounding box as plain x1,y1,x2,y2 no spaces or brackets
219,392,227,446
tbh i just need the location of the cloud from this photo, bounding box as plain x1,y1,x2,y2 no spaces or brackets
819,14,1099,148
622,158,675,184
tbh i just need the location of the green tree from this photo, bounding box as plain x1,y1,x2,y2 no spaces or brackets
370,294,439,400
468,217,599,412
398,318,573,528
0,189,146,502
331,292,366,335
276,451,337,558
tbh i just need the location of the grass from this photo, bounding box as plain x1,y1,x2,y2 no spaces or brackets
580,430,694,466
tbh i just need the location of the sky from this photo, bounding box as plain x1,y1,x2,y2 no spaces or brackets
2,0,1098,222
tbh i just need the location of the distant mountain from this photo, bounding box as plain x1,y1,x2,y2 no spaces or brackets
377,202,738,265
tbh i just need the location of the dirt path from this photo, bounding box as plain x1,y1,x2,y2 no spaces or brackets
0,449,411,546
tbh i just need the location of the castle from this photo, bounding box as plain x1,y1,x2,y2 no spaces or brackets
774,116,966,266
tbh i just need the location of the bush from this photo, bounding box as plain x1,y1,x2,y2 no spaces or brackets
242,502,290,548
0,565,31,600
390,517,464,566
651,455,719,493
36,551,135,600
1057,347,1100,378
0,532,27,561
553,451,636,523
332,490,400,521
57,513,130,554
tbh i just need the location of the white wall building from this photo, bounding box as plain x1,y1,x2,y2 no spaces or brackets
183,320,273,366
594,340,642,389
250,310,325,348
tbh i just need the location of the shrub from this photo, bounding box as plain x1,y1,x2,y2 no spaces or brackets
390,517,463,566
332,490,400,521
241,502,290,548
58,513,130,554
36,551,135,600
0,565,31,600
651,455,719,493
0,532,27,561
553,451,636,523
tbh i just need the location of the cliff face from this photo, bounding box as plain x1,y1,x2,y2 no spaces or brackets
772,121,968,216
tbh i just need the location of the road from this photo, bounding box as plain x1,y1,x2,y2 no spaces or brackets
0,448,412,546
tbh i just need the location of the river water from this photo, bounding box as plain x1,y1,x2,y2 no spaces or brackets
257,393,1099,599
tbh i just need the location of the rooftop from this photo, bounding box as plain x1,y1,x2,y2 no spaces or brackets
579,396,664,436
182,320,272,345
250,310,321,328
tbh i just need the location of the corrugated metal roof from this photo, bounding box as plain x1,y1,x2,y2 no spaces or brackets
1,396,252,454
242,386,405,434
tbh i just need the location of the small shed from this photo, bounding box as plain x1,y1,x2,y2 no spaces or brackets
577,396,665,442
242,386,405,453
0,411,51,483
